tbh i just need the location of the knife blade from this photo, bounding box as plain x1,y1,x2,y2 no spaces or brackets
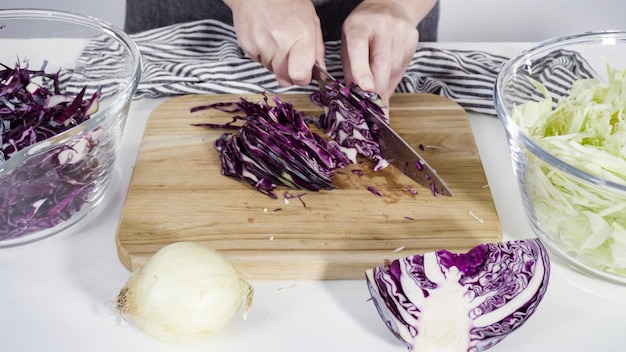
313,63,453,197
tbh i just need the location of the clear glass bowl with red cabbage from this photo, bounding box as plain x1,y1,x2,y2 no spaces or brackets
0,9,142,247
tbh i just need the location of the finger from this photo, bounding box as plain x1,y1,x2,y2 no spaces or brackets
315,23,326,70
260,52,273,73
270,51,293,86
257,37,276,73
386,29,419,104
287,37,316,86
342,26,374,91
241,37,263,64
395,28,419,83
369,35,392,104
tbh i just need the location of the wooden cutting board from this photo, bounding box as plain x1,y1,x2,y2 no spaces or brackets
116,93,502,279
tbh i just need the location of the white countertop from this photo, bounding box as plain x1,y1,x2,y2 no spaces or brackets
1,43,625,352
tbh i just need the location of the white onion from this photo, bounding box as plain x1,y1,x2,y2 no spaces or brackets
116,242,253,343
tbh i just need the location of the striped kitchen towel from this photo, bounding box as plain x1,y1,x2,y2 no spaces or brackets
64,19,595,116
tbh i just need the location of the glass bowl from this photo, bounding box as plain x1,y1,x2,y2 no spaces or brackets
0,9,141,247
495,31,626,285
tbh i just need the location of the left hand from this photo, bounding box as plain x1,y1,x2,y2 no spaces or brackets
225,0,325,87
340,0,437,107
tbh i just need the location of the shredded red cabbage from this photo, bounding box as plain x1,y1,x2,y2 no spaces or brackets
193,94,352,198
193,82,408,199
0,62,99,162
366,185,383,197
0,62,101,241
310,81,389,170
404,185,418,195
351,169,365,177
283,191,307,207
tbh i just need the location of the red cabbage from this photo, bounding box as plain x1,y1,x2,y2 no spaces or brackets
365,238,550,351
193,94,352,198
194,82,423,198
366,185,383,197
310,81,389,171
0,62,99,161
283,191,307,207
0,62,101,241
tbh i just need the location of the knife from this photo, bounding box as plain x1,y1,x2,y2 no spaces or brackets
313,63,453,197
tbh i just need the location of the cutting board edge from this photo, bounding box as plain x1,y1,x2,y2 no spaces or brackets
118,230,503,280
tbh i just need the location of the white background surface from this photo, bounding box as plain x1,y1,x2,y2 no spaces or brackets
4,0,626,42
2,2,626,352
0,40,625,352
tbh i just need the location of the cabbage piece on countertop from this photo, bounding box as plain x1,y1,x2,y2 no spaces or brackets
365,238,550,352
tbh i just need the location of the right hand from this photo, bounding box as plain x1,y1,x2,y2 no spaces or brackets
224,0,326,86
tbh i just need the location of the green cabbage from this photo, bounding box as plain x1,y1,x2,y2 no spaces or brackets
513,64,626,275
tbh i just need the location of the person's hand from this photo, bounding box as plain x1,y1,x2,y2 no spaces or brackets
224,0,325,86
341,0,438,107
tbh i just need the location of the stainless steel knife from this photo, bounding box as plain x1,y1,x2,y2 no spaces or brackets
313,63,453,197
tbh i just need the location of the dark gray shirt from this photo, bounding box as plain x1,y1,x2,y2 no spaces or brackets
124,0,439,42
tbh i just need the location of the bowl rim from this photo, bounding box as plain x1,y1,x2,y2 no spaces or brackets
494,30,626,193
0,8,142,174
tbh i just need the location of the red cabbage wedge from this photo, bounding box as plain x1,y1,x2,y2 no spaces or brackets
365,238,550,352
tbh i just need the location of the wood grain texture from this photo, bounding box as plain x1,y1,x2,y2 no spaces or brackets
116,93,502,279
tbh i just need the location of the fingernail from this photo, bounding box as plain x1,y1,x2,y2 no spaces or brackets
360,76,374,91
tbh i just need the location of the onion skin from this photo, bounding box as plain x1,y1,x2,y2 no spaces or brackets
116,242,253,343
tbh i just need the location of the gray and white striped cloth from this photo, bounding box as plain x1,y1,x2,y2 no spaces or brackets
67,20,595,116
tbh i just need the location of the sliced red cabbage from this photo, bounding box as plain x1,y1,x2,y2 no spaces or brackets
311,81,389,171
365,238,550,352
0,62,99,162
0,61,101,241
193,94,352,198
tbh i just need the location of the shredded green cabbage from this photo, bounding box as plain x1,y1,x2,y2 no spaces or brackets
513,64,626,276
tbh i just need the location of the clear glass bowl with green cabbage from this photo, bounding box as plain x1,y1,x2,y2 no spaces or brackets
495,31,626,285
